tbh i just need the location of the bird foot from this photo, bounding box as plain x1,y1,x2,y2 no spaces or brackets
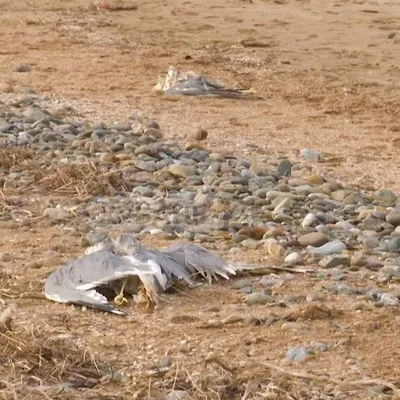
114,294,128,306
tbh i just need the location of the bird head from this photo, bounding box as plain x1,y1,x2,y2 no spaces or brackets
113,234,140,255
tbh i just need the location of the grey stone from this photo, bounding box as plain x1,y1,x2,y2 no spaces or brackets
308,240,346,255
245,292,274,305
319,254,350,268
298,232,329,247
277,160,293,177
381,293,399,306
167,391,189,400
42,207,70,220
231,279,253,290
14,64,31,72
337,283,356,295
286,347,310,362
300,148,320,161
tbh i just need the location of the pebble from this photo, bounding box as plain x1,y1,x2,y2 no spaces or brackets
277,160,293,177
14,63,32,72
241,239,262,250
319,254,350,268
301,213,318,229
169,164,196,178
298,232,329,247
245,292,274,305
308,240,346,256
159,355,173,368
310,342,329,353
231,279,253,290
259,274,284,287
337,283,356,296
300,148,320,161
167,391,189,400
386,212,400,226
284,252,302,266
193,128,208,141
286,347,310,362
42,207,70,220
381,293,399,306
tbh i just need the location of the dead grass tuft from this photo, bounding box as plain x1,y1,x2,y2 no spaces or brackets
127,354,399,400
32,162,128,196
0,307,111,400
0,147,34,170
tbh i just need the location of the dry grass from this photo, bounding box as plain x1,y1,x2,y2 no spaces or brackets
89,0,138,11
0,148,34,170
0,307,111,400
124,353,399,400
32,162,127,196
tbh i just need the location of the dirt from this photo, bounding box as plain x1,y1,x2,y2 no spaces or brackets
1,0,400,399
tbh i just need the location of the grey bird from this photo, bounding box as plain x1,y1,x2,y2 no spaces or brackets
44,233,237,315
44,235,167,316
165,76,249,99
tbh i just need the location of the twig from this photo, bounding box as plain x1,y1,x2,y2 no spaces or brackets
255,361,399,393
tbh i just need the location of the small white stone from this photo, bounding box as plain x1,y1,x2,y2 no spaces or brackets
301,213,318,229
284,252,302,266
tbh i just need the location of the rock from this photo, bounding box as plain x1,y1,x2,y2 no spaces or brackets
241,238,262,250
169,164,196,178
277,160,293,177
386,212,400,227
26,260,42,269
135,159,157,172
23,106,47,122
284,252,302,266
112,122,132,132
301,213,318,229
286,347,310,362
373,189,397,204
298,232,329,247
307,175,324,185
273,197,293,214
265,241,285,259
0,221,18,229
0,83,14,93
14,64,31,72
159,355,173,368
144,128,163,139
245,292,274,305
192,128,208,141
308,240,346,256
337,283,356,295
310,342,329,353
231,279,253,290
0,253,13,262
42,207,70,220
319,254,350,268
300,148,320,161
260,274,284,287
167,391,189,400
387,237,400,252
237,227,267,240
381,293,399,306
381,265,400,279
351,252,366,267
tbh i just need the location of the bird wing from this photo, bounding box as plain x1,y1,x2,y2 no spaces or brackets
165,76,248,99
44,274,127,316
164,243,237,283
133,246,194,285
44,250,164,315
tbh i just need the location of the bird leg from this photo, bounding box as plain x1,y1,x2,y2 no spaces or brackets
114,279,129,306
137,285,156,312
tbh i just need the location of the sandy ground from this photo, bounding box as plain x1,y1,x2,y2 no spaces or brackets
1,0,400,399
